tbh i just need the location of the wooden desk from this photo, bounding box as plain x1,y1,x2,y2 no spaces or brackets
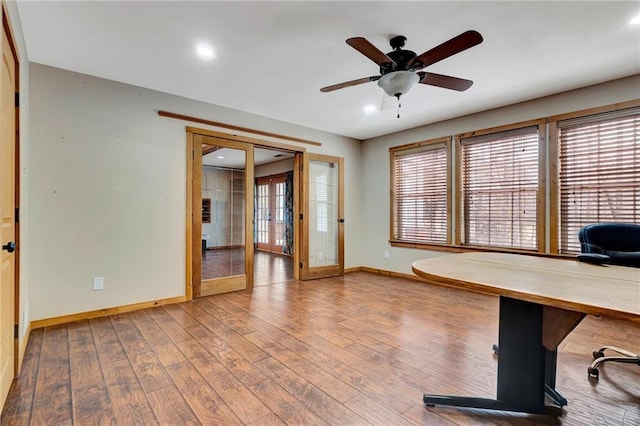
412,252,640,416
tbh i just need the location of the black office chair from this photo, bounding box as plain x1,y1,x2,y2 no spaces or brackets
577,222,640,378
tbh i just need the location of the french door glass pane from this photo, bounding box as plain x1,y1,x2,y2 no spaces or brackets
309,160,338,267
201,146,246,279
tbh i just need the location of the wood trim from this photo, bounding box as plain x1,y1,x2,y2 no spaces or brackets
446,138,453,243
389,239,573,259
31,296,187,329
454,134,462,246
338,156,345,275
388,135,450,153
293,153,301,280
201,275,246,296
390,241,464,252
456,118,547,140
537,124,546,253
159,111,322,146
344,266,363,273
360,267,422,282
299,152,309,280
188,127,308,153
192,136,203,297
547,99,640,123
17,322,30,374
548,121,559,254
245,145,255,288
185,132,194,300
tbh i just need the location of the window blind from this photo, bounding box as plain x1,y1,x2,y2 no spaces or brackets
460,126,539,250
558,107,640,254
392,141,448,244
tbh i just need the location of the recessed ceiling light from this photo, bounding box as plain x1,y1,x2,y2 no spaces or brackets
363,104,376,114
196,43,215,60
631,14,640,25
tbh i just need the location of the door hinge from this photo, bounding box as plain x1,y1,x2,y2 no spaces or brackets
15,92,19,107
14,324,19,339
15,207,19,223
299,262,303,269
299,213,303,220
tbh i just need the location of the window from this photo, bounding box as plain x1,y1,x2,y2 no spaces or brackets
556,107,640,254
458,126,541,250
390,138,449,244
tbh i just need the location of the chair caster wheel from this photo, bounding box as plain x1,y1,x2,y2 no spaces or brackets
492,344,499,355
592,350,604,359
588,367,599,378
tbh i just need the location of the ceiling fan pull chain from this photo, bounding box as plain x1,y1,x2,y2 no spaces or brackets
396,95,401,119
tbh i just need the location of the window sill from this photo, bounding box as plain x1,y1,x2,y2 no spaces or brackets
389,240,573,259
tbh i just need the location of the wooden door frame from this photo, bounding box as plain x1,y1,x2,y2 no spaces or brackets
2,3,21,377
299,153,344,280
185,127,305,300
255,173,288,254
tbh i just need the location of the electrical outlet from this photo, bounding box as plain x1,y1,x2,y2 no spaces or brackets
92,276,104,291
384,250,390,259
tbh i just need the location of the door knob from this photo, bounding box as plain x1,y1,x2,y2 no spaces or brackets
339,218,345,223
2,242,15,253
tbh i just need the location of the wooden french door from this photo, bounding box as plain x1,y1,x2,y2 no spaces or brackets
255,174,287,254
0,10,17,407
192,134,254,297
300,153,344,280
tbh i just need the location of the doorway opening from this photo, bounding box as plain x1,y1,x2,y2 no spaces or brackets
253,147,296,287
186,128,345,299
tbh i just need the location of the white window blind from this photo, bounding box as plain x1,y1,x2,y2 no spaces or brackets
460,126,540,250
558,107,640,254
392,141,448,244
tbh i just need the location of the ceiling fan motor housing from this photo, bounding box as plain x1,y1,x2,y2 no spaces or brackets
382,48,417,74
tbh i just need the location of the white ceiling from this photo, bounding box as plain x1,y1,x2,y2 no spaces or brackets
16,1,640,140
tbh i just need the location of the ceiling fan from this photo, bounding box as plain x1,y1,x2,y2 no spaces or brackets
320,31,484,104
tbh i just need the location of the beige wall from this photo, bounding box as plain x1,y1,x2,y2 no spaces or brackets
28,64,363,321
361,75,640,274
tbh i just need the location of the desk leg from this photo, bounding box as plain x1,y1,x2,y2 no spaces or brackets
424,297,564,416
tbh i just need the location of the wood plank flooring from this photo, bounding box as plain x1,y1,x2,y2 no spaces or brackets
2,272,639,425
202,250,293,285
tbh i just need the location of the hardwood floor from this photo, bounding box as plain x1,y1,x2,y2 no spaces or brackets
202,248,245,280
202,249,293,286
254,251,294,287
2,272,639,425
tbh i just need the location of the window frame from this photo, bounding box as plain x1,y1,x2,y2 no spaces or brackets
454,119,546,252
389,100,640,256
389,137,452,247
549,102,640,254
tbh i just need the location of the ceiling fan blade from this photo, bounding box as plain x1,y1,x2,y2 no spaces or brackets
320,75,380,93
346,37,397,66
410,30,483,69
418,72,474,91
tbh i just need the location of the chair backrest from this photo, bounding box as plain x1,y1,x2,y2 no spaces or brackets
578,223,640,268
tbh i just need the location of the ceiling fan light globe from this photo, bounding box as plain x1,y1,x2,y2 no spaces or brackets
377,71,420,98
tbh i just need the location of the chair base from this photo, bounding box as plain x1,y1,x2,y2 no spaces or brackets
587,346,640,378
